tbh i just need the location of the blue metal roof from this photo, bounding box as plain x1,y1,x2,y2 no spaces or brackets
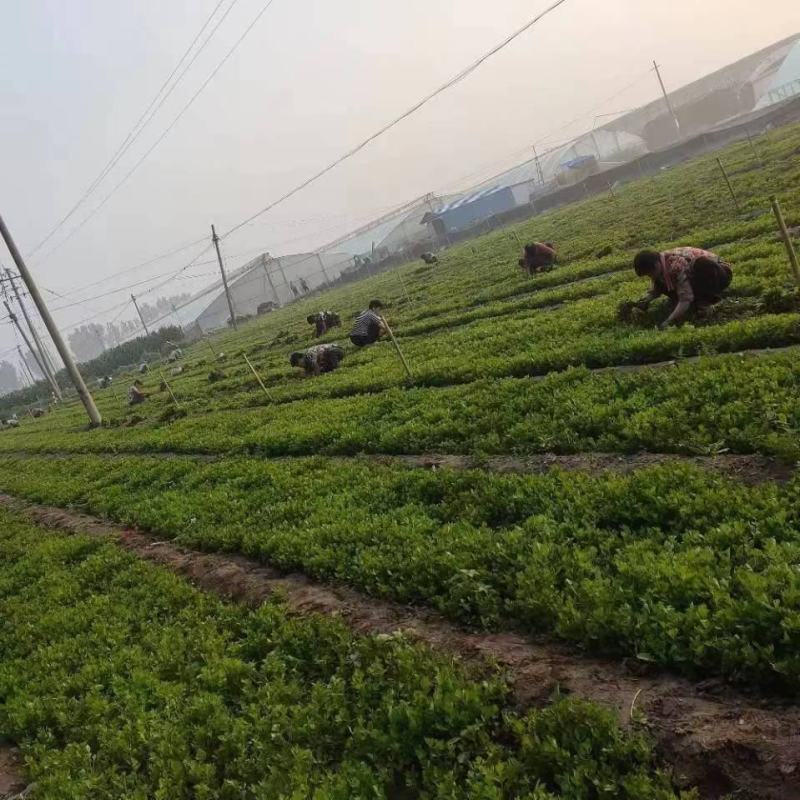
436,185,507,214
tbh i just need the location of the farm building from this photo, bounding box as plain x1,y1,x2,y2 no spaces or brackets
420,186,521,237
754,38,800,108
175,250,353,334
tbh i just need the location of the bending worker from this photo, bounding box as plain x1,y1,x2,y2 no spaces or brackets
519,242,556,275
290,343,345,376
633,247,733,329
307,310,341,338
349,299,388,347
128,380,147,405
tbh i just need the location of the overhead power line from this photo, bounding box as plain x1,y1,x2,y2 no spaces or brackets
28,0,234,260
33,0,277,266
221,0,571,239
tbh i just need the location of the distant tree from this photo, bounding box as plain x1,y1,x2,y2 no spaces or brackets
68,323,107,362
0,361,20,395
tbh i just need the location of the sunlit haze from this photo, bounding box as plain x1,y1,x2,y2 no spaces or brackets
0,0,797,346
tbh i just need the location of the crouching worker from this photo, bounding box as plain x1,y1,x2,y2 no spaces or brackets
519,242,556,275
128,380,147,405
349,300,388,347
290,343,345,377
633,247,733,329
307,310,341,338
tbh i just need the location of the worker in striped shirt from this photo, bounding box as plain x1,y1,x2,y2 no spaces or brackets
633,247,733,328
349,299,388,347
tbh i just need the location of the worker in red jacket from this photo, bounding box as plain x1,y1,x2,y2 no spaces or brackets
519,242,556,275
633,247,733,328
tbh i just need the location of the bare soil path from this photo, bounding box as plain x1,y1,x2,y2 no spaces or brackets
1,494,798,799
0,744,24,799
1,450,793,486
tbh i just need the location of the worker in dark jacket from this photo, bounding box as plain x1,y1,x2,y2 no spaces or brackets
290,344,345,376
519,242,556,275
633,247,733,328
349,300,388,347
307,311,341,338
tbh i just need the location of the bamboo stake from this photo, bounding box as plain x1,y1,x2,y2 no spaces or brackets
243,353,274,400
770,196,800,286
158,370,181,407
204,337,219,360
716,157,741,213
397,270,412,305
380,316,412,380
745,130,764,168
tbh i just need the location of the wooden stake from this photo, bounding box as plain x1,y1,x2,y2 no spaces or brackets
158,370,181,407
716,157,741,213
243,353,274,400
204,337,219,360
745,130,763,168
397,271,412,304
770,196,800,286
380,316,412,380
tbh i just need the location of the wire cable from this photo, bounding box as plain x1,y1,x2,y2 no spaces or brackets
28,0,235,259
34,0,277,264
221,0,571,239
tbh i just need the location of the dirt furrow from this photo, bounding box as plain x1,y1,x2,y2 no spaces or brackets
0,450,793,486
0,744,25,800
1,493,798,800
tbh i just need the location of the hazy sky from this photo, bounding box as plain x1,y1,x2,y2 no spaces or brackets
0,0,798,353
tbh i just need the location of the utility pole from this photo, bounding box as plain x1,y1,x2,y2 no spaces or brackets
211,224,237,330
130,293,150,335
4,299,52,392
653,61,681,141
532,144,545,185
315,252,331,283
261,254,281,306
5,268,61,398
17,346,36,387
0,214,101,426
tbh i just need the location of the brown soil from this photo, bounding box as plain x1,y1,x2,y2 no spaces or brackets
5,449,793,487
0,743,24,798
368,452,795,486
1,494,798,800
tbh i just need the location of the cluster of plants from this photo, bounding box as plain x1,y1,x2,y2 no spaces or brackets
0,349,796,461
0,123,795,444
2,455,799,692
0,508,692,798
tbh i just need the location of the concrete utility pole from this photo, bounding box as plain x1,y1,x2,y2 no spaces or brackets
130,293,150,335
653,61,681,141
5,299,56,396
5,268,61,398
17,346,36,386
0,214,101,426
315,252,330,283
211,224,237,330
